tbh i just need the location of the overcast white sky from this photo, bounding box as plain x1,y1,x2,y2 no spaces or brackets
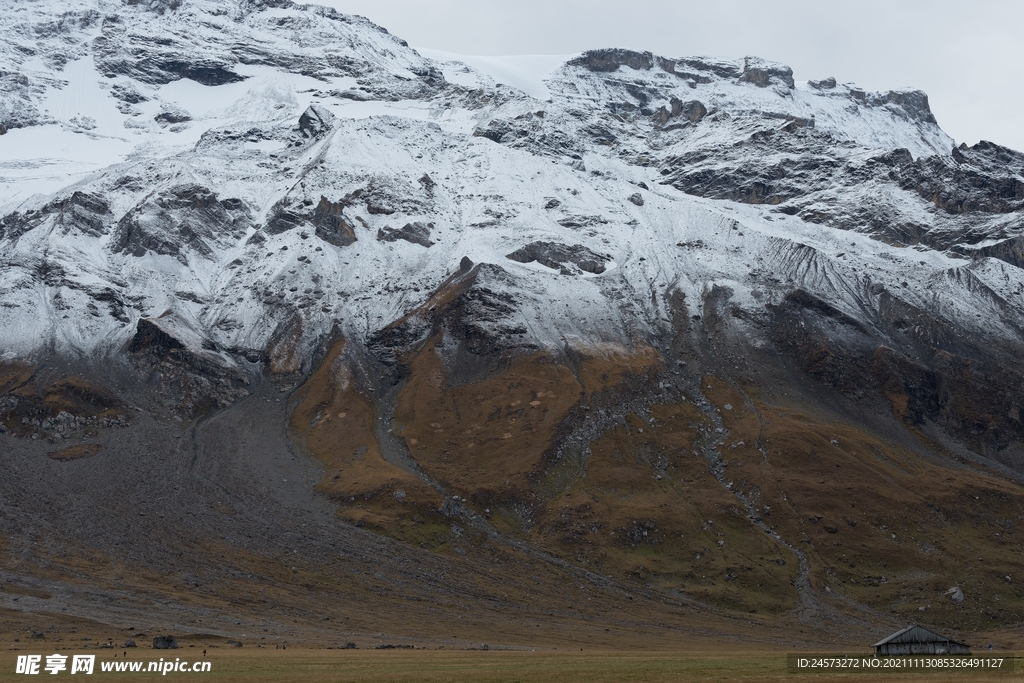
316,0,1024,153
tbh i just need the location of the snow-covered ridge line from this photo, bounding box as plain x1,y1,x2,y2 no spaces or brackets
0,0,1021,377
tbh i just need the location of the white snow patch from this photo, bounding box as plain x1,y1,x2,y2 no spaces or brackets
41,58,127,138
416,49,575,101
0,125,134,210
244,139,287,154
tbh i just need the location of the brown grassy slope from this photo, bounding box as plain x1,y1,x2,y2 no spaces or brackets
285,331,1024,633
393,340,582,517
389,344,801,613
533,403,800,614
701,376,1024,631
287,338,445,543
0,362,33,395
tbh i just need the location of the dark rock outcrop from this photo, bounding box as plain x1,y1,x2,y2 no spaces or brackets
898,141,1024,215
152,636,178,649
113,185,250,263
92,17,247,87
1,191,112,240
738,56,795,89
126,318,186,356
653,98,707,126
673,98,707,122
658,125,1023,264
969,236,1024,269
298,104,335,138
154,106,191,124
265,206,305,235
266,196,357,246
872,89,937,125
368,263,530,366
110,82,148,104
127,317,250,415
56,192,111,237
95,42,247,86
506,241,610,274
377,221,434,247
312,196,357,246
570,48,654,73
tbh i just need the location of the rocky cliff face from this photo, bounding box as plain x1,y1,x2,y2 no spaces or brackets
2,0,1024,645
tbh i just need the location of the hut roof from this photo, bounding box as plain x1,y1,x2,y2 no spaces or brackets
873,624,968,648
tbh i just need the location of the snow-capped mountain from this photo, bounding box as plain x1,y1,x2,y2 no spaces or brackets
3,0,1024,641
3,0,1021,368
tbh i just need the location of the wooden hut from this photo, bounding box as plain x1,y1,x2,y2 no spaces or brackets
872,624,970,656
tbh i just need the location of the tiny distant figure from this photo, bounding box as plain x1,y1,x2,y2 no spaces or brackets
202,649,207,657
988,644,994,651
123,652,126,657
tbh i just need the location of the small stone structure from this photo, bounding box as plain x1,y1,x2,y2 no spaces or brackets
873,624,970,656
